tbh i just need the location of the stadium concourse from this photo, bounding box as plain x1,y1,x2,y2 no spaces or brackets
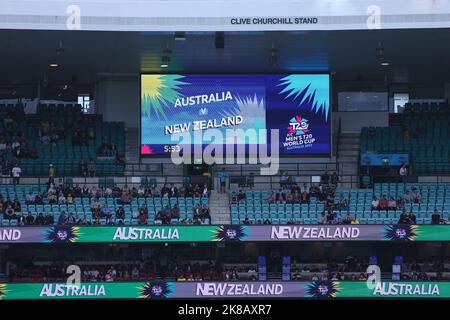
1,0,450,303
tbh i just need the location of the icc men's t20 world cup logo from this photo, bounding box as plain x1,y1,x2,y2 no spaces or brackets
288,116,310,135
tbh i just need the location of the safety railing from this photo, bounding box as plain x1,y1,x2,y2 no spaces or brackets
3,173,447,191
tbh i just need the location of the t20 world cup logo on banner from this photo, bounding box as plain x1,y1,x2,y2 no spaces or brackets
214,225,248,242
139,282,174,299
288,116,310,135
44,226,80,243
384,225,418,241
306,280,340,298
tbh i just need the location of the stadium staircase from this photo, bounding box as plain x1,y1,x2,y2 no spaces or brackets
125,128,140,174
337,132,360,188
266,272,281,280
210,190,231,224
381,272,393,281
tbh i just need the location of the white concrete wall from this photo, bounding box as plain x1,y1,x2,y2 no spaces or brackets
2,0,450,31
96,79,140,129
332,111,389,133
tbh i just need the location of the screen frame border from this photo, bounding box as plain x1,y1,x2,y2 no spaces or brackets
139,72,332,160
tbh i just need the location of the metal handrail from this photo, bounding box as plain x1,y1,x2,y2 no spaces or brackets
2,173,448,190
336,117,342,175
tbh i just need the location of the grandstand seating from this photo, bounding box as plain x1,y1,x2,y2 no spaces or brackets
360,102,450,174
0,103,125,176
230,183,450,224
230,190,325,224
0,184,209,226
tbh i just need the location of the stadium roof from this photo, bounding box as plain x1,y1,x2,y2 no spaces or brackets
1,28,450,87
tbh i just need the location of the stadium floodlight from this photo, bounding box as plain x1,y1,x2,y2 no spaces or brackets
174,32,186,40
215,32,225,49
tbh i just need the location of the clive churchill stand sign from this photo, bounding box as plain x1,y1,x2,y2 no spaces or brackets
1,225,450,243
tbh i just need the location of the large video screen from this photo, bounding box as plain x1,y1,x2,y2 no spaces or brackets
140,74,330,156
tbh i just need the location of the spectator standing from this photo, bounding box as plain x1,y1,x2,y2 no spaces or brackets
87,159,96,177
321,171,330,185
331,172,339,185
80,160,88,176
218,168,228,194
48,164,56,177
11,164,21,184
399,164,408,182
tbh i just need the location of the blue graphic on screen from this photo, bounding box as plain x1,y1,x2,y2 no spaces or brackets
140,74,330,155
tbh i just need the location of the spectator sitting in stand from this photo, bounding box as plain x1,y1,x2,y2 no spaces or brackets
408,211,417,224
388,197,397,210
371,197,379,210
58,212,67,225
403,190,412,203
35,213,45,225
411,188,422,204
4,205,16,220
25,212,35,225
45,212,54,225
379,195,388,210
169,184,178,198
116,207,125,220
67,213,76,225
171,204,180,219
100,204,112,218
25,192,35,204
398,210,410,224
13,198,21,212
138,209,148,225
342,213,353,225
201,204,211,220
58,193,66,205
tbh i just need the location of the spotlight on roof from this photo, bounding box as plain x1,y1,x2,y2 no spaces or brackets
269,42,277,66
49,63,59,67
160,64,169,68
215,32,225,49
163,47,172,55
174,32,186,40
380,62,390,66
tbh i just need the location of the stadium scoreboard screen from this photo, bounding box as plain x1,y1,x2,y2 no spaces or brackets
140,74,331,157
